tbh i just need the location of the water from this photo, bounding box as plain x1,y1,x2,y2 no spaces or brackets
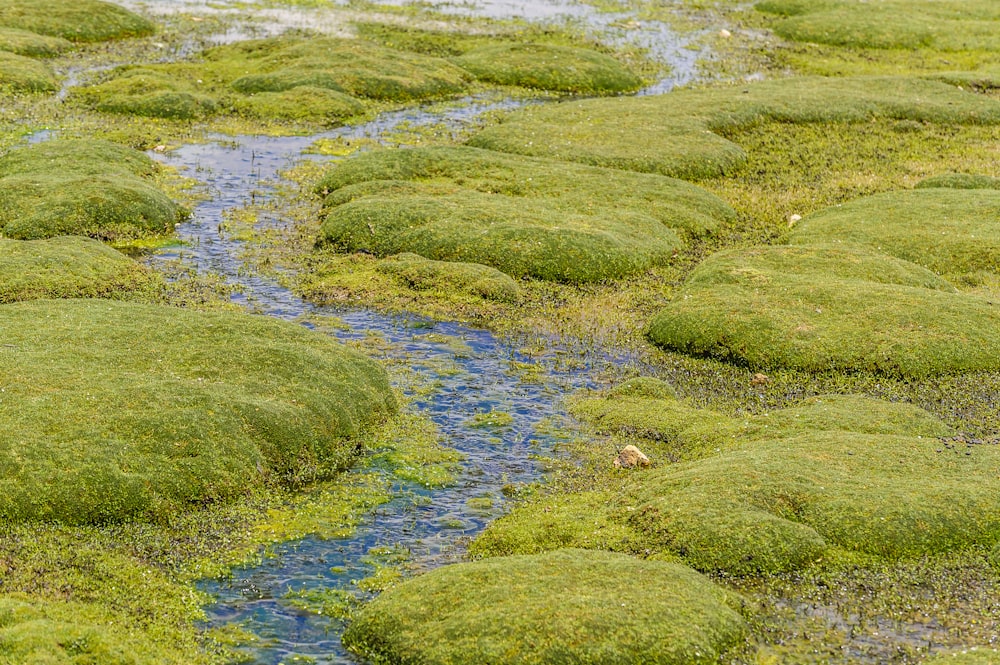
146,97,644,663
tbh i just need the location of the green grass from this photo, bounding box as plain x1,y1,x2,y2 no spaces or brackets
756,0,1000,51
0,139,185,241
376,252,521,302
343,549,748,665
0,27,70,57
0,236,159,303
0,299,397,523
315,145,733,283
787,189,1000,277
647,244,1000,377
0,51,56,93
0,0,154,42
453,43,642,94
468,76,1000,179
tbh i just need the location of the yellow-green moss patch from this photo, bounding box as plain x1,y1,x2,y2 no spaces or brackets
468,76,1000,179
0,0,154,43
787,189,1000,276
0,27,70,57
376,252,521,302
647,244,1000,377
0,51,56,93
0,236,159,302
0,299,397,524
344,549,747,665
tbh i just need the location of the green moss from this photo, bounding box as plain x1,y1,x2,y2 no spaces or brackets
0,299,397,523
0,139,185,241
606,376,677,400
315,146,733,283
916,174,1000,190
647,244,1000,377
787,189,1000,277
228,86,363,124
75,69,217,120
468,76,1000,179
0,236,159,302
0,138,160,178
344,549,747,665
376,252,521,303
757,0,1000,51
0,27,71,57
923,649,1000,664
453,43,642,94
0,0,155,42
0,51,56,93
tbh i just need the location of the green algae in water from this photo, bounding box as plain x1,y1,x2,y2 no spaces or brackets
647,244,1000,377
343,549,748,665
466,410,515,430
0,299,397,523
0,236,160,303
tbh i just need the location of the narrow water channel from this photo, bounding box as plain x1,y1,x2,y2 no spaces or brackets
114,2,704,661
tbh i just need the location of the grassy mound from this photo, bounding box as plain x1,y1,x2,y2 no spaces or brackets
916,174,1000,190
76,36,469,123
376,252,521,302
0,27,70,57
453,43,642,94
0,236,158,302
0,139,185,241
0,51,56,93
646,244,1000,376
316,146,733,283
627,427,1000,576
787,189,1000,276
468,76,1000,179
343,549,747,665
0,594,166,664
0,299,397,524
0,0,154,42
756,0,1000,51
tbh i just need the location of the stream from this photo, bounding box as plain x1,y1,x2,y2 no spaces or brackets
125,2,700,662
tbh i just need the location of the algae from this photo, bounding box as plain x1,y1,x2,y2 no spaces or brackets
0,299,397,523
343,549,747,665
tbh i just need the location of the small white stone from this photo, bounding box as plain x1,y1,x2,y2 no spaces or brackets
719,29,732,38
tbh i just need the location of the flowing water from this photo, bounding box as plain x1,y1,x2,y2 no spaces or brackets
101,2,702,661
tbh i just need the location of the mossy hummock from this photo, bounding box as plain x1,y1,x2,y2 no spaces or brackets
0,0,154,43
756,0,1000,51
0,27,70,57
316,146,734,283
344,549,747,665
468,76,1000,179
647,244,1000,376
0,236,158,303
0,299,397,523
0,139,186,241
788,188,1000,276
0,51,56,92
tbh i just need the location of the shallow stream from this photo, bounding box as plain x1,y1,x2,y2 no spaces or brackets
131,3,691,660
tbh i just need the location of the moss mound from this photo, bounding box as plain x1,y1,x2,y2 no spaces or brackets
0,51,56,93
916,174,1000,190
756,0,1000,51
468,76,1000,179
453,43,642,94
0,0,154,43
628,426,1000,575
0,236,157,302
647,244,1000,376
0,594,160,664
316,146,733,283
923,650,1000,665
0,27,70,57
787,189,1000,276
344,549,747,665
0,139,184,241
376,252,521,302
76,36,469,123
0,299,397,524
